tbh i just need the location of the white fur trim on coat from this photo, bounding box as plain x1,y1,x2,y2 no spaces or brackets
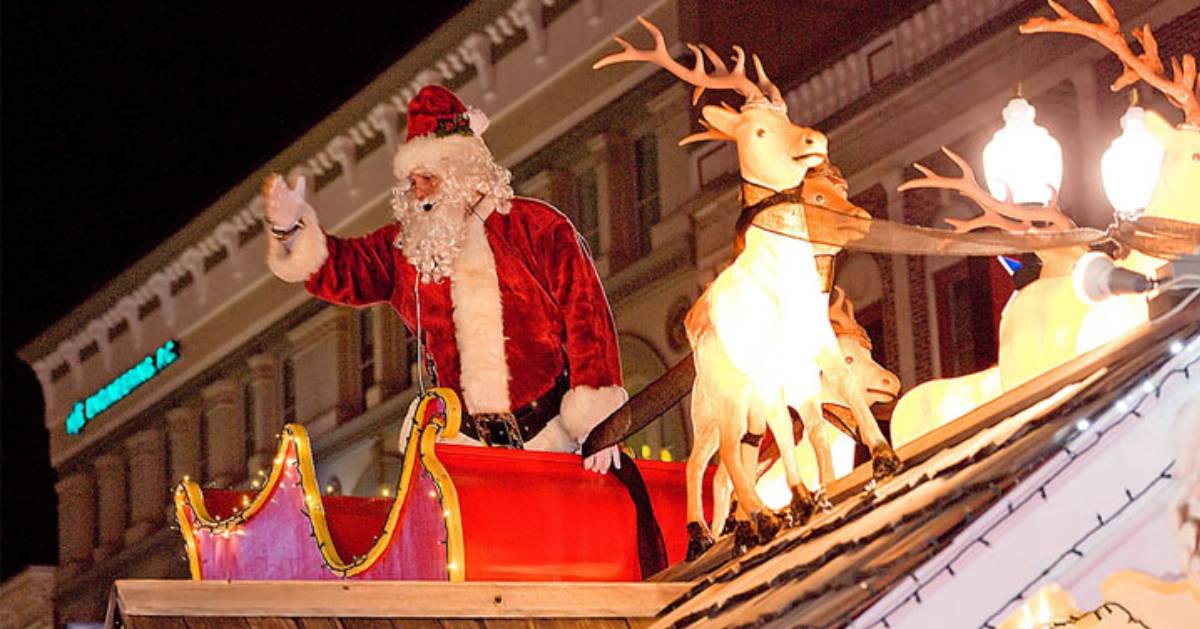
524,418,579,453
266,205,328,283
450,218,511,414
558,385,629,444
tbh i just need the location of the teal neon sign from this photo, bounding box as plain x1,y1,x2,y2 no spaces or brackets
65,340,180,435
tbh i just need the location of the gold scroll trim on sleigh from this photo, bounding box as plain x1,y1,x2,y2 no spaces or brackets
751,202,1200,259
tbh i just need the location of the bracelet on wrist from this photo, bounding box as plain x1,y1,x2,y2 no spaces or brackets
266,215,305,240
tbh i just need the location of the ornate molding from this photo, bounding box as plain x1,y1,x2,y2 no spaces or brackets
784,0,1023,126
21,0,602,411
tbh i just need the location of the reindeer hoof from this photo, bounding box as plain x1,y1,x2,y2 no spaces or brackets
871,444,903,481
754,510,783,546
788,493,816,527
813,487,834,513
722,498,740,535
686,521,715,561
732,520,757,557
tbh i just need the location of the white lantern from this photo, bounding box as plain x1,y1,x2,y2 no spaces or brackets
1100,105,1164,217
982,97,1063,205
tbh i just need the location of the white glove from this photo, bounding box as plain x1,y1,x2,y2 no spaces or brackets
263,174,309,231
583,445,622,475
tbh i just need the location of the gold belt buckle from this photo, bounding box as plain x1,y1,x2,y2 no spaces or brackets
473,412,524,449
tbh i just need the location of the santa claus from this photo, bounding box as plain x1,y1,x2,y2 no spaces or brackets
263,85,627,473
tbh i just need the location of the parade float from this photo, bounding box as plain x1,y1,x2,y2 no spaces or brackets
106,1,1200,627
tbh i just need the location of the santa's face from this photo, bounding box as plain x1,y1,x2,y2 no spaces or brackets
391,171,474,283
411,173,440,200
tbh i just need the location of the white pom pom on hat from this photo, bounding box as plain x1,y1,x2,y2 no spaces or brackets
466,106,490,135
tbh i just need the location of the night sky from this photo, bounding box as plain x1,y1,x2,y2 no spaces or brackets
1,2,471,579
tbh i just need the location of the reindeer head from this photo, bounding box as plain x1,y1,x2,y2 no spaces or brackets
594,17,827,192
697,104,827,191
829,288,900,404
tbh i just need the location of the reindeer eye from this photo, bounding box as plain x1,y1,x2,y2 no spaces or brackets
756,128,766,138
814,194,826,203
845,356,854,365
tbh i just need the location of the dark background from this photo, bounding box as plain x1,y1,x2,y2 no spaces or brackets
2,2,471,579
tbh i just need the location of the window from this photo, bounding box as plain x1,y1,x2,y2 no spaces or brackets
360,309,377,407
282,358,296,422
574,168,602,255
634,133,661,254
934,259,998,377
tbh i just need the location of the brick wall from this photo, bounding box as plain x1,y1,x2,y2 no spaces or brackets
848,184,902,374
902,179,940,385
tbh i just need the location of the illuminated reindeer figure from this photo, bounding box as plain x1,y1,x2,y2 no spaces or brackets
711,288,901,537
889,150,1105,443
894,0,1200,444
595,18,901,558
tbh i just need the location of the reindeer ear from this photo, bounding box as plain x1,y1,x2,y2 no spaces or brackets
1143,109,1175,144
701,105,740,138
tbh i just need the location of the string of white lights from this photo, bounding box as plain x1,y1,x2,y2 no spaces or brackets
1047,601,1150,628
863,333,1199,629
979,461,1173,628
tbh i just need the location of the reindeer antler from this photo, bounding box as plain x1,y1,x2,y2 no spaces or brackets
593,16,783,109
828,287,873,349
898,147,1075,232
1020,0,1199,125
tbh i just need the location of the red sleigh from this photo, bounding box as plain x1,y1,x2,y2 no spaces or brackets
174,388,709,581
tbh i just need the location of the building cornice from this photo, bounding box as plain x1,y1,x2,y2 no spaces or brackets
16,0,554,368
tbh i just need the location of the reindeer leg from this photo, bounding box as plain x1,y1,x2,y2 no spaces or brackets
714,421,763,537
797,397,835,512
804,400,835,486
831,362,903,482
686,388,720,560
718,402,778,554
720,439,764,556
710,462,733,537
764,394,816,528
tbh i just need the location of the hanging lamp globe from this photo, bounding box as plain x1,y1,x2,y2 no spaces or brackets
1100,105,1164,218
982,97,1063,205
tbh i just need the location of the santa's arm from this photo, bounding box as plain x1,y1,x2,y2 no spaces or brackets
539,219,628,444
264,175,398,306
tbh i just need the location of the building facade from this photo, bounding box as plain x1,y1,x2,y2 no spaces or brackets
15,0,1198,624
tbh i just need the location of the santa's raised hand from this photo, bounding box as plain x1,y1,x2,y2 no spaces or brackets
262,174,311,238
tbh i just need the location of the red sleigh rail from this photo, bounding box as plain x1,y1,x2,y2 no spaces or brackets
175,388,707,581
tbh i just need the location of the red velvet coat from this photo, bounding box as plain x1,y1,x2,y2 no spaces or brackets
303,197,623,419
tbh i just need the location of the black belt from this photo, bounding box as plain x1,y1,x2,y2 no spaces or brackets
460,373,570,448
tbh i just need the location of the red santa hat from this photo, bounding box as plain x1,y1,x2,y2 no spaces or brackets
393,85,508,211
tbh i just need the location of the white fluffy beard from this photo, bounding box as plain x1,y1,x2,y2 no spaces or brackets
391,186,472,284
390,151,514,284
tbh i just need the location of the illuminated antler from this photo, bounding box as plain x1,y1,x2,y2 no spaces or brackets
828,288,872,349
1020,0,1199,125
593,16,784,110
898,147,1075,232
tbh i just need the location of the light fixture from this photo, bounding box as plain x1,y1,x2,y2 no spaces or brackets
1071,251,1153,304
982,96,1063,205
1100,95,1164,217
